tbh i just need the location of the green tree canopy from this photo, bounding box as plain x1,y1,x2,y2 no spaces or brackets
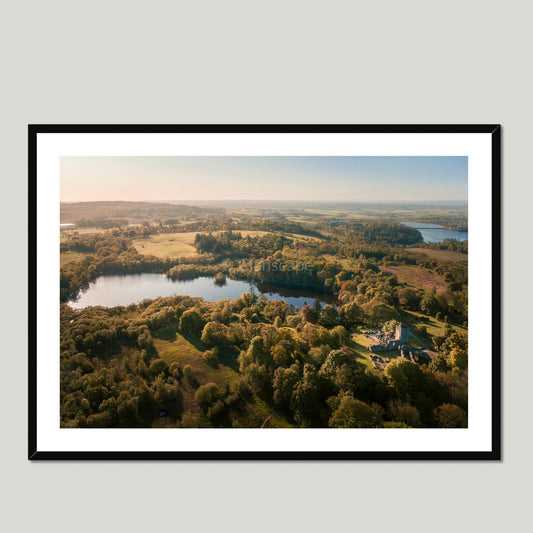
434,403,467,428
329,393,383,428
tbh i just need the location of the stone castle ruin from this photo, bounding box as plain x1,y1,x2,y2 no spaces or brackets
366,323,433,368
367,323,409,353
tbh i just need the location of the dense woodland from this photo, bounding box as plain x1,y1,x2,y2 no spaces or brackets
60,202,469,429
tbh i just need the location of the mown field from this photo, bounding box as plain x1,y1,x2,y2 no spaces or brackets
133,232,199,258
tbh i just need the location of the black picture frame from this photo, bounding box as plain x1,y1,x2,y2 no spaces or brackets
28,124,501,460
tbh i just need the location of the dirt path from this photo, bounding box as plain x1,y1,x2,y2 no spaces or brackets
261,414,275,428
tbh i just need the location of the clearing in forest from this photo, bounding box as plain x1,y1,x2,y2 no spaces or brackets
406,247,467,263
60,251,88,266
132,232,199,258
133,230,320,259
152,335,290,428
379,264,447,292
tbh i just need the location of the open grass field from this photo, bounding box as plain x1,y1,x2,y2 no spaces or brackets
154,335,238,389
60,251,88,266
321,254,359,270
133,232,199,258
405,310,467,337
406,247,468,263
353,331,373,347
347,334,379,370
379,264,448,292
408,337,425,349
61,227,114,237
133,230,322,259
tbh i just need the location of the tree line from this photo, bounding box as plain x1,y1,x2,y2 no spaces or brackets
60,290,467,429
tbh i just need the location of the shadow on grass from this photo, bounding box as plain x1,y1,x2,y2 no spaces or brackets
345,340,371,363
153,324,181,342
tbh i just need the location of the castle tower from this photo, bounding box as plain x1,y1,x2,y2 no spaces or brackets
395,323,409,344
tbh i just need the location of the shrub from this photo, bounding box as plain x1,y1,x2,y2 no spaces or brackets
214,272,226,286
149,358,168,377
169,361,182,378
180,309,205,334
434,403,467,428
329,394,383,428
202,348,219,367
194,383,220,409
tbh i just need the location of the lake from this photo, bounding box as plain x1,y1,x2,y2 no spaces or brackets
68,273,336,310
401,221,468,243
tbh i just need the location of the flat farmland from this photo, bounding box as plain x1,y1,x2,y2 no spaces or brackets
61,227,112,237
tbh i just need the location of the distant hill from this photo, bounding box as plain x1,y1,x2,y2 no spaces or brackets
60,201,220,224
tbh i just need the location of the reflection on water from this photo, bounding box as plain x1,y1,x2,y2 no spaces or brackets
401,221,468,243
68,274,336,310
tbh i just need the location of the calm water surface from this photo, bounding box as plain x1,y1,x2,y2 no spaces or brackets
69,274,335,310
401,221,468,243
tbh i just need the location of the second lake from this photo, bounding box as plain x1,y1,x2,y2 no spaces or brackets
401,221,468,243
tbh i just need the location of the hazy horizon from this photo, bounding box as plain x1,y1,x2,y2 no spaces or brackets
60,199,468,206
61,156,468,203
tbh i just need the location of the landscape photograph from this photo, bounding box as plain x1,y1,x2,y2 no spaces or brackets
59,155,469,430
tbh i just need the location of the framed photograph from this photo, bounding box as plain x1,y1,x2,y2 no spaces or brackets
29,125,501,460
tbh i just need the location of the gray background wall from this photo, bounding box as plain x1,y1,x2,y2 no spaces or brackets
1,1,529,531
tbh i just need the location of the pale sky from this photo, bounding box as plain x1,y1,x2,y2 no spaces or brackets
60,156,468,203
